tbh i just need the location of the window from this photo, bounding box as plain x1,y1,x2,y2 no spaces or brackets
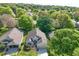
31,36,42,44
33,36,38,41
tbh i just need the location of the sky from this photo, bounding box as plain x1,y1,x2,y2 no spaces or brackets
0,0,79,7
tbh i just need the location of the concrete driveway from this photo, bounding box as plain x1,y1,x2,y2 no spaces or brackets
5,48,18,54
37,48,48,56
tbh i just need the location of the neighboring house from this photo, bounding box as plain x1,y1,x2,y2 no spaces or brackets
48,31,54,39
26,28,47,50
75,22,79,28
0,14,17,28
27,9,33,16
0,28,23,47
28,12,33,16
72,20,79,28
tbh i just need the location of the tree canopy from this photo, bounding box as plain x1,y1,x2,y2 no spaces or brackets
74,9,79,22
0,6,15,17
18,15,33,33
48,29,79,56
37,16,54,34
16,8,27,18
51,11,75,29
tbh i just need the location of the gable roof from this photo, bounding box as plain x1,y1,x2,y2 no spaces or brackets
27,28,47,42
0,28,23,45
0,14,17,28
8,28,23,44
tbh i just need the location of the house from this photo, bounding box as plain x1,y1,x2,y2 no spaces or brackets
0,14,17,28
0,28,23,47
71,20,79,28
28,9,33,16
75,22,79,28
26,28,47,50
48,31,54,39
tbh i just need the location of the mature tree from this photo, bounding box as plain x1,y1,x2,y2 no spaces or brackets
48,10,56,15
16,8,27,18
0,6,15,17
38,11,48,17
37,16,54,35
51,11,75,29
18,15,33,33
74,9,79,22
48,29,79,56
32,15,38,20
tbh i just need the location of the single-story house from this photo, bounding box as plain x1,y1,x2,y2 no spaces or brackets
26,28,47,50
0,28,23,47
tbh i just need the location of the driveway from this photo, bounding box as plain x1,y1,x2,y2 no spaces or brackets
37,48,48,56
5,48,18,54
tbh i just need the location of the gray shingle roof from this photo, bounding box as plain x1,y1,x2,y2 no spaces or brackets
0,28,23,45
27,28,47,46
